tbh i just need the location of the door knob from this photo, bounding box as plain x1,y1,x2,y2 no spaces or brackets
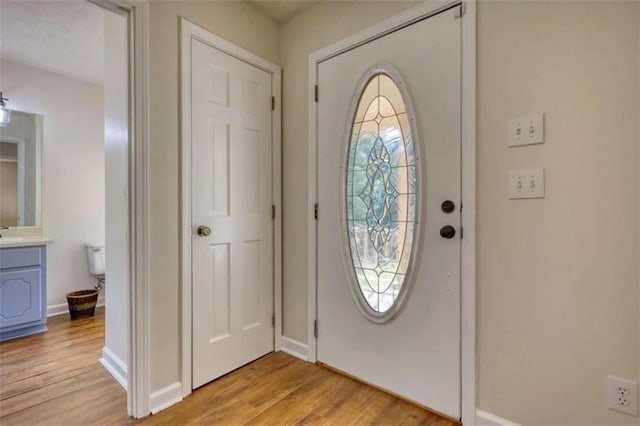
196,225,211,237
439,225,456,239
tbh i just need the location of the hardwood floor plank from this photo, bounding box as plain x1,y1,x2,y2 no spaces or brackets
0,368,115,417
0,307,455,426
1,346,102,385
243,368,349,425
48,389,128,426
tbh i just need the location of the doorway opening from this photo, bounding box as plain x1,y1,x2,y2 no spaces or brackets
0,0,150,420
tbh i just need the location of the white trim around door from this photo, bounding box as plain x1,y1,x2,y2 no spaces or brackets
307,1,476,424
88,0,151,418
180,18,283,399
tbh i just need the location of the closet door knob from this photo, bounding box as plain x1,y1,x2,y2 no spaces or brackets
196,225,211,237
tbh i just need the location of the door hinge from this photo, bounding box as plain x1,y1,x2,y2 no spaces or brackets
314,85,319,103
454,3,465,19
272,204,276,220
271,96,275,111
460,226,464,239
272,313,275,327
314,203,318,220
314,319,318,338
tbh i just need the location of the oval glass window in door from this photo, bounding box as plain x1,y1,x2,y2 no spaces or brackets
345,69,418,320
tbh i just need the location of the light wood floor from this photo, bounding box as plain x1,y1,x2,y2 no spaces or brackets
0,308,455,425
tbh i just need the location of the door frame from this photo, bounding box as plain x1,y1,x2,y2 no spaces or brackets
179,18,283,398
0,136,27,226
307,1,476,424
87,0,151,419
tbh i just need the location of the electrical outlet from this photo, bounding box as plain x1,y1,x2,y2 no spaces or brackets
607,375,639,416
508,168,545,199
508,114,544,147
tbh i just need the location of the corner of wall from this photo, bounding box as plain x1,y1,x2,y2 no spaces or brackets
280,336,310,361
100,345,127,391
47,296,105,318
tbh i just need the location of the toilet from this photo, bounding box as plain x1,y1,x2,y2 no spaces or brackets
86,242,105,288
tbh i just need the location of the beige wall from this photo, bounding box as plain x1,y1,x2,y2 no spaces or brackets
0,59,105,309
280,1,640,424
147,0,280,391
477,2,639,424
142,0,640,422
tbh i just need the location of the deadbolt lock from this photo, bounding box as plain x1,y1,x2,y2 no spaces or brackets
441,200,456,214
197,225,212,237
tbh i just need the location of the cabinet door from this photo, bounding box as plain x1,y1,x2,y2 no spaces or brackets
0,268,43,328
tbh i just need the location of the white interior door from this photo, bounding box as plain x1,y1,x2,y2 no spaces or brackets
316,6,462,418
191,39,274,389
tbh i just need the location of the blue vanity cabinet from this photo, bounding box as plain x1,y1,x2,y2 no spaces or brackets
0,245,47,341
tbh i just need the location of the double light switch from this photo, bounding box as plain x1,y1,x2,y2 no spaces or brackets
508,168,545,199
508,114,545,199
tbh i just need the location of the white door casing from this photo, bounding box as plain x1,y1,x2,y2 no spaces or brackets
191,38,275,388
316,5,461,420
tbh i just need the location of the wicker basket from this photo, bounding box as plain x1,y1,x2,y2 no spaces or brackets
66,290,99,320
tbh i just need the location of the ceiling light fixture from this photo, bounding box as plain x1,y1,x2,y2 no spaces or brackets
0,92,11,128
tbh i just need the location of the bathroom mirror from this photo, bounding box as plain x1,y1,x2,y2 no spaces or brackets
0,110,42,227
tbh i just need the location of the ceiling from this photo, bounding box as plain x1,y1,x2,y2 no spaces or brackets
0,0,317,86
248,0,321,24
0,1,104,85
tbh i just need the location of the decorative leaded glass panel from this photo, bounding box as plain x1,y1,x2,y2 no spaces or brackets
345,71,417,316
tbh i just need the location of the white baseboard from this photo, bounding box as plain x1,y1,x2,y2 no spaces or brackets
99,346,127,391
47,296,105,317
476,410,522,426
280,336,309,361
150,382,183,414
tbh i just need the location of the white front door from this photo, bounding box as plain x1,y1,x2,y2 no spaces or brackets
191,39,274,389
316,6,461,419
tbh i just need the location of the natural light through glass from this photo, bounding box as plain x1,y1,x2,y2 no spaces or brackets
346,73,417,315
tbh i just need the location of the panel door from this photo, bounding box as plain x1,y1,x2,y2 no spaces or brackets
191,39,274,388
316,6,462,418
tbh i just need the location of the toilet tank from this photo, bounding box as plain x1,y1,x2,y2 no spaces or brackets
86,243,105,276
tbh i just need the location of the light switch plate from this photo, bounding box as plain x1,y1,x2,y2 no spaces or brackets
508,114,544,147
509,168,545,199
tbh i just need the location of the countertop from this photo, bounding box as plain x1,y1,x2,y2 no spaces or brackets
0,236,54,248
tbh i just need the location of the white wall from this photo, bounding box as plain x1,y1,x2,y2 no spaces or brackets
0,59,105,310
279,1,640,424
147,1,280,393
102,9,129,386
